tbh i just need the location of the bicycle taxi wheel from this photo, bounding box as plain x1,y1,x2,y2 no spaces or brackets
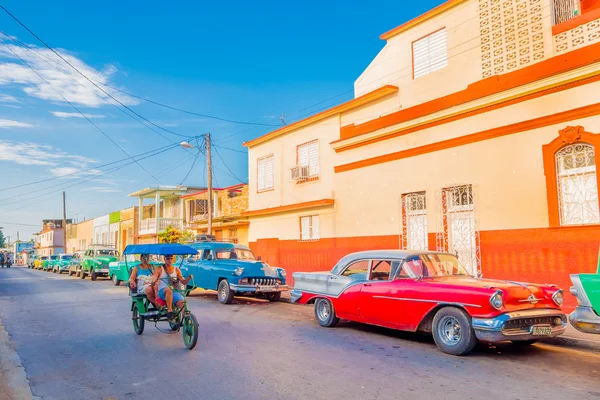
182,313,199,349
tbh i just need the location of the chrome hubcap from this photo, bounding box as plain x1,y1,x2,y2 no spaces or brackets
317,300,331,321
438,316,462,346
220,285,227,300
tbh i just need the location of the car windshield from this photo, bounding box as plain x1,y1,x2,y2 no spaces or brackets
50,256,58,260
60,255,72,260
215,248,256,260
95,250,116,256
402,254,470,278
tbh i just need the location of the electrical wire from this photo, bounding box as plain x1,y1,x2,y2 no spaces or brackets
0,38,162,183
213,145,245,184
179,149,203,185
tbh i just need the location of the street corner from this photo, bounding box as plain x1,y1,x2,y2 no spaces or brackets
0,317,38,400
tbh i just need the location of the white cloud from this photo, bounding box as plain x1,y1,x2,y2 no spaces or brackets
0,42,138,107
0,140,95,167
0,94,20,103
0,119,33,128
51,111,105,119
50,167,102,177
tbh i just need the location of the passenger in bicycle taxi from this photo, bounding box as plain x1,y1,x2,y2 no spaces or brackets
128,254,157,306
152,254,192,321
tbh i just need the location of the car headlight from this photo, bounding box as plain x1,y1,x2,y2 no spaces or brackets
552,290,564,306
234,267,244,276
279,269,286,278
489,290,504,310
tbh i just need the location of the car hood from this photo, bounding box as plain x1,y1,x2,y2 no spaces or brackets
223,260,283,278
95,256,118,264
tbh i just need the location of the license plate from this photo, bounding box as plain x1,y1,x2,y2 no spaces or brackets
258,286,276,292
532,326,552,336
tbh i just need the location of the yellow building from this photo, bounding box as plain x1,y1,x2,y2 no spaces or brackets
182,184,250,245
244,0,600,311
66,219,94,253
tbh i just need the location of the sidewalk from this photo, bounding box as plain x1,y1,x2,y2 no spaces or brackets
0,316,37,400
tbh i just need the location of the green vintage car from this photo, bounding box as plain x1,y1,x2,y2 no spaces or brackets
108,255,162,286
51,254,73,274
43,255,58,271
569,248,600,334
80,246,119,281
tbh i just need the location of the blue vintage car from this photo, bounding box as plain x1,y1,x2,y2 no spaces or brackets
180,241,287,304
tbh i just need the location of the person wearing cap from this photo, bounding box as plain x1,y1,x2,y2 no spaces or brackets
128,254,157,306
151,254,192,320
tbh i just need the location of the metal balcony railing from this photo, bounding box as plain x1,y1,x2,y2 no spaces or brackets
552,0,582,25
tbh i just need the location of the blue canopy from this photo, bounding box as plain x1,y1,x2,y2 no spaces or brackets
123,244,198,256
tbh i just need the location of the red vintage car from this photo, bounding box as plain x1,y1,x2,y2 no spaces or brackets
290,251,567,356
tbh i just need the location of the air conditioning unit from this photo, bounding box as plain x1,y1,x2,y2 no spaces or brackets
291,165,310,181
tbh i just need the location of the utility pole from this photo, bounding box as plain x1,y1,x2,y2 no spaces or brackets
62,191,67,254
205,133,213,236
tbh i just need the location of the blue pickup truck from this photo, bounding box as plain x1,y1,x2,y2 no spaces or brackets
180,240,287,304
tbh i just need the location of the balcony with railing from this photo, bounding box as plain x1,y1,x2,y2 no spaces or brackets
139,218,183,236
551,0,600,53
552,0,582,25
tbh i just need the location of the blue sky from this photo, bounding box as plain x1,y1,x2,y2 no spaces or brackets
0,0,443,240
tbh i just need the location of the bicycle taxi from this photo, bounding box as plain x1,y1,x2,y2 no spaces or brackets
124,243,199,350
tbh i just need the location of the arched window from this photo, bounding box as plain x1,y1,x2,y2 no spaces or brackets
543,126,600,227
555,143,599,225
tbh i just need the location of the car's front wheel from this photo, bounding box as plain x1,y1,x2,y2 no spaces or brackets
314,298,339,327
112,274,120,286
217,280,234,304
91,270,98,281
432,307,477,356
264,292,281,302
80,269,86,279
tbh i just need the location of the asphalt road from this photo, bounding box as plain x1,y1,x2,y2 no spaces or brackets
0,266,599,400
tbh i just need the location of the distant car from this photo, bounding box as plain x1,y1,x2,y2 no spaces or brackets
291,250,567,356
68,251,85,276
80,246,119,281
43,255,58,271
28,255,38,269
569,255,600,334
34,256,47,270
51,254,73,274
180,241,287,304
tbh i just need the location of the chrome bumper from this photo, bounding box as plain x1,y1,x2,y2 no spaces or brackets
290,289,303,303
569,306,600,334
229,283,288,293
472,309,567,343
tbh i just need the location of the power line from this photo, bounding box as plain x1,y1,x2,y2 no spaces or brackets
212,144,247,154
0,38,162,183
179,148,203,185
213,145,245,184
0,6,192,140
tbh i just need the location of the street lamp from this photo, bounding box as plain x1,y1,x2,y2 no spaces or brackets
180,136,212,235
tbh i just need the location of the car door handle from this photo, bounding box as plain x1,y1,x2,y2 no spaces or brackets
364,283,372,287
329,276,337,280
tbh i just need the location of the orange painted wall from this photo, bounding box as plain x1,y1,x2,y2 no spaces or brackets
250,227,600,311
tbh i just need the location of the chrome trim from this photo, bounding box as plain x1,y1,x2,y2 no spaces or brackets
372,296,482,308
552,289,564,306
290,289,303,303
229,283,289,292
518,296,543,303
489,289,504,310
569,305,600,334
569,274,592,307
472,309,567,342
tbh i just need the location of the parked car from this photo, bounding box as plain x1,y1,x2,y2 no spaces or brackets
28,255,38,269
34,256,47,270
80,246,118,281
569,253,600,334
43,255,58,271
51,254,73,274
68,251,85,276
108,255,163,286
291,250,567,356
180,241,288,304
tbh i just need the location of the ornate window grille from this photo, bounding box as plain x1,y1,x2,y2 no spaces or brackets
436,185,481,276
556,143,599,226
552,0,581,26
402,192,428,251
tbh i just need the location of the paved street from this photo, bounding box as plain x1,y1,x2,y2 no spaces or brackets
0,267,599,400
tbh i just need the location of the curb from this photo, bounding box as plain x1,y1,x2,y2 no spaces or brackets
0,316,39,400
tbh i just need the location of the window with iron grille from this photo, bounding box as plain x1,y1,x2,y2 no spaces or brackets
257,154,274,192
300,215,320,241
555,143,599,225
552,0,582,25
402,192,428,251
412,28,448,79
297,140,320,178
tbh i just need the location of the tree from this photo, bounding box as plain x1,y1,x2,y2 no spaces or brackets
0,230,5,248
157,226,195,244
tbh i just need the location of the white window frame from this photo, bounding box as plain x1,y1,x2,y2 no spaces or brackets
257,154,274,192
412,28,448,79
299,215,320,241
297,140,320,179
402,191,428,251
